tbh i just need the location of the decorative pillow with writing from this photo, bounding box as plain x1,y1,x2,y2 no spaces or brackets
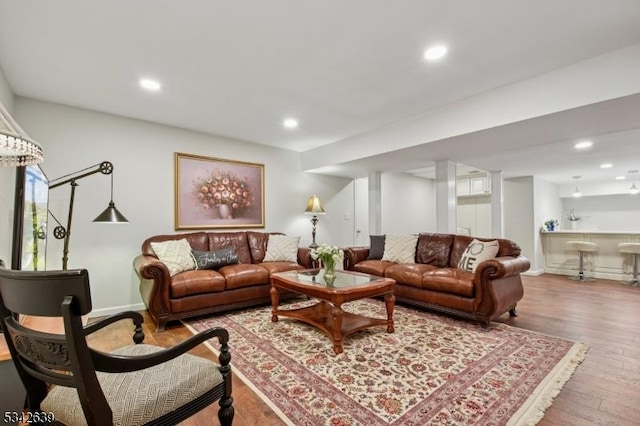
368,235,386,260
381,234,418,264
150,239,196,276
263,235,300,262
191,248,239,270
457,239,499,272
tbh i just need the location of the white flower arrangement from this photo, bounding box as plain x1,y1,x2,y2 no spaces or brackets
310,244,344,268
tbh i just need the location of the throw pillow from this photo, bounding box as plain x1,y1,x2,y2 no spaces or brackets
191,248,239,270
150,239,196,276
381,234,418,264
368,235,386,260
458,239,500,272
263,235,300,262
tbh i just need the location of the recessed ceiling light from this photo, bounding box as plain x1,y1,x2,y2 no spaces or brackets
600,163,613,169
139,78,161,91
615,176,626,180
283,118,298,129
574,141,593,150
423,45,448,61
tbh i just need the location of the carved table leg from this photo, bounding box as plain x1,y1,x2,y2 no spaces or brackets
331,303,344,354
270,285,279,322
385,292,395,333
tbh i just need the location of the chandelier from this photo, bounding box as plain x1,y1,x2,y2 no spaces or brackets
0,102,44,167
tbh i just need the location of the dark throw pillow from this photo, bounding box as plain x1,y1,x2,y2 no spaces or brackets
368,235,386,260
191,248,239,270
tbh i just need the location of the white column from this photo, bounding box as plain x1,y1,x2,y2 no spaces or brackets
368,171,382,235
435,160,457,234
490,170,504,238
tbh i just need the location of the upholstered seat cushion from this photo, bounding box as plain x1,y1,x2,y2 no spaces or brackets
257,261,303,275
385,263,438,289
218,263,269,290
170,269,226,298
422,268,475,297
352,259,396,276
41,344,223,426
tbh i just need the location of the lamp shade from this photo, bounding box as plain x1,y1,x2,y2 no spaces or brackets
93,201,129,223
304,195,325,214
0,102,44,167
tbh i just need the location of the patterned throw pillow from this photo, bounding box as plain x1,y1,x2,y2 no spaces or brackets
368,235,386,260
150,239,196,276
191,248,239,270
381,234,418,264
263,235,300,262
458,239,499,272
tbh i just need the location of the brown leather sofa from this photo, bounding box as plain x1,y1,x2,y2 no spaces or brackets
133,231,314,331
343,233,530,327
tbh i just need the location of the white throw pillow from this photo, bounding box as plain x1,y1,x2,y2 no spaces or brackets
150,239,196,276
458,239,500,272
381,234,418,264
263,235,300,262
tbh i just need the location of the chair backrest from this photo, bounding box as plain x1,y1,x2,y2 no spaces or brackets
0,268,112,424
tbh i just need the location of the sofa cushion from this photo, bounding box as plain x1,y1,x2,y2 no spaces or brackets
258,262,303,275
191,248,239,270
208,232,252,264
368,235,386,260
218,264,269,290
150,239,196,276
382,234,418,264
385,263,439,289
170,270,226,298
352,260,396,277
422,268,475,297
416,233,454,267
458,239,499,272
247,231,273,263
263,235,300,262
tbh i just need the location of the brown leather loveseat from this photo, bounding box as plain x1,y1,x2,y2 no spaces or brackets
134,231,314,331
343,233,530,327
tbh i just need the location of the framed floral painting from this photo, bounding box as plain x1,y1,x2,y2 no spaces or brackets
174,152,265,229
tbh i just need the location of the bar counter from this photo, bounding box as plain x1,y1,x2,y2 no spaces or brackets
540,230,640,281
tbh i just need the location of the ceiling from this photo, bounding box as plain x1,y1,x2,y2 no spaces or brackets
1,0,640,184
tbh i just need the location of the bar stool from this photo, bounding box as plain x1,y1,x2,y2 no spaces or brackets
566,241,598,281
618,243,640,286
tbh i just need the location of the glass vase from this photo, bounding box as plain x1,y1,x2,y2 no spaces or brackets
322,259,336,284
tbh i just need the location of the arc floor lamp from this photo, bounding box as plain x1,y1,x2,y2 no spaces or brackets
49,161,128,270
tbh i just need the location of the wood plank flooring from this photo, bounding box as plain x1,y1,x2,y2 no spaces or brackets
2,274,640,425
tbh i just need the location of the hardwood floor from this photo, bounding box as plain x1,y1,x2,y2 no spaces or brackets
2,274,639,425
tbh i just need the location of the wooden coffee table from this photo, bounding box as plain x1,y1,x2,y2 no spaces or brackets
270,269,395,354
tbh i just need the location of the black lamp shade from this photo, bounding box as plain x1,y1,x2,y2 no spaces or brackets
93,201,129,223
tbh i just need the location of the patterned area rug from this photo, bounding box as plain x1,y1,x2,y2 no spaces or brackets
186,299,587,425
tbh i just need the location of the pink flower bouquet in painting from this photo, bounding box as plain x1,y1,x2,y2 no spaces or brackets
194,169,254,219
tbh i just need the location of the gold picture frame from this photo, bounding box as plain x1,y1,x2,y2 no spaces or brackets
174,152,265,229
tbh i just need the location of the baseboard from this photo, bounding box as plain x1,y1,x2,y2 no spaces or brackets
88,303,146,318
523,269,545,276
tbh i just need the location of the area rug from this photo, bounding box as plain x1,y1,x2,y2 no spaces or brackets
185,299,588,426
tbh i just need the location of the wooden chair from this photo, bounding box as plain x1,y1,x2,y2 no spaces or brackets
0,267,234,426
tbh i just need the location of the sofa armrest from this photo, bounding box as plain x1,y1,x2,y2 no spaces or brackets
297,247,316,268
474,255,531,280
472,255,529,322
133,254,172,320
343,247,370,270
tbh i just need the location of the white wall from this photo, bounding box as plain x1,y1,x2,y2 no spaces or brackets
562,194,640,231
504,177,536,272
380,173,436,234
0,67,15,265
12,97,351,316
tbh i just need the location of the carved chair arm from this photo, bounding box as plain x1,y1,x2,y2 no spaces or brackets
84,311,145,344
91,327,230,373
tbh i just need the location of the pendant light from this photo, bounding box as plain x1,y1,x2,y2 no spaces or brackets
572,176,582,198
629,170,639,195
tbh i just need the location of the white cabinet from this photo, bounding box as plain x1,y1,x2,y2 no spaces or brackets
456,179,470,196
457,175,490,197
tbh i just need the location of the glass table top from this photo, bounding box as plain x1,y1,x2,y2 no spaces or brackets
275,269,384,289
